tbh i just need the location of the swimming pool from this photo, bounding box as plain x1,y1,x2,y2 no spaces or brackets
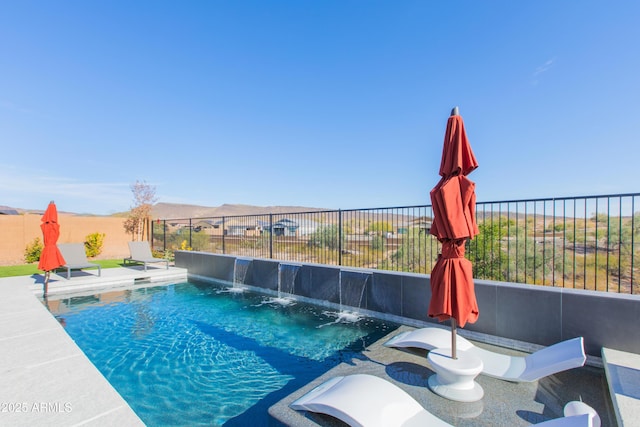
46,280,398,426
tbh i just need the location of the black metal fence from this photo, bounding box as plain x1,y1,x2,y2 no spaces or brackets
152,193,640,294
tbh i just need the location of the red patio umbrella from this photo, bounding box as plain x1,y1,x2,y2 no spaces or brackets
38,201,66,296
428,107,479,359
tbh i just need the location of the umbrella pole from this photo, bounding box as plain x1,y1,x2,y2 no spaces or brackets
44,271,50,297
451,318,457,359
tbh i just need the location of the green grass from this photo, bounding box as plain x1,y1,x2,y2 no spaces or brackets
0,259,125,278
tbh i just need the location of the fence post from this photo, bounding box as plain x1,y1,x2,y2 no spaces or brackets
269,213,273,259
338,209,342,266
222,217,226,254
163,220,166,253
189,218,192,249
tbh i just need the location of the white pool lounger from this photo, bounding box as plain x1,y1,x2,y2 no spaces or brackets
290,374,453,427
384,328,587,383
290,374,598,427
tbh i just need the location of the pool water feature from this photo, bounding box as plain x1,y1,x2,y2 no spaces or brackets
336,270,371,323
46,281,397,426
229,258,251,293
264,263,299,306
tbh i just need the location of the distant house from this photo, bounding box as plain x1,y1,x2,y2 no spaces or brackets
223,218,267,237
189,218,270,237
272,218,319,237
192,219,224,235
168,221,191,229
411,217,432,234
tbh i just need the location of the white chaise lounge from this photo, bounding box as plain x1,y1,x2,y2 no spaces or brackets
290,374,598,427
124,241,169,271
384,327,586,383
291,374,452,427
57,243,101,279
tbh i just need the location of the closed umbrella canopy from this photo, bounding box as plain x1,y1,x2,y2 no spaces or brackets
427,109,479,356
38,202,66,272
428,238,478,327
438,113,478,177
430,174,478,242
429,111,479,242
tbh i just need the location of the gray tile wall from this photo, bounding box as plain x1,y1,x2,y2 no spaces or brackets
175,251,640,356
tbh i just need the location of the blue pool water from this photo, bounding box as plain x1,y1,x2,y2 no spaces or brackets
47,281,398,426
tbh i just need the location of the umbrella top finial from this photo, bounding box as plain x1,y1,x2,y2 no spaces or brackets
450,106,459,116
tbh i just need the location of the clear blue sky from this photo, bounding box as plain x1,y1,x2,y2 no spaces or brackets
1,1,639,215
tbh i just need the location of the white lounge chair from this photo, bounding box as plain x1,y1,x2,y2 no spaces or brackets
57,243,101,279
124,241,168,271
290,374,598,427
291,374,452,427
384,328,586,382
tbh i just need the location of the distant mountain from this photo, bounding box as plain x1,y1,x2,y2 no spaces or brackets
0,205,107,216
150,202,328,219
0,205,20,215
0,203,329,218
0,205,53,215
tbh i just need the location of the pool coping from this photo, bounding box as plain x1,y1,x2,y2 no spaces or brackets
0,266,187,426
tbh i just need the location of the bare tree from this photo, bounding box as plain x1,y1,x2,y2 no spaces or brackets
124,180,158,241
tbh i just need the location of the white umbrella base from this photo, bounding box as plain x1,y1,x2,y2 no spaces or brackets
427,347,484,402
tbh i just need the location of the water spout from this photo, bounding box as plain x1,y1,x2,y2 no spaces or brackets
225,258,252,294
265,263,300,306
340,270,369,310
319,270,369,327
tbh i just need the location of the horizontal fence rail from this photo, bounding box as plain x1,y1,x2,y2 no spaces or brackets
152,193,640,294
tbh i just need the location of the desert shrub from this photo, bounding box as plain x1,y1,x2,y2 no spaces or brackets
367,221,393,234
84,232,105,258
164,229,208,252
384,227,437,274
308,225,344,250
24,237,43,263
370,235,385,250
153,249,174,261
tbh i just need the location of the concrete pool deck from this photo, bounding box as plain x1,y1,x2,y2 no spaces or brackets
0,267,618,426
0,266,187,426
